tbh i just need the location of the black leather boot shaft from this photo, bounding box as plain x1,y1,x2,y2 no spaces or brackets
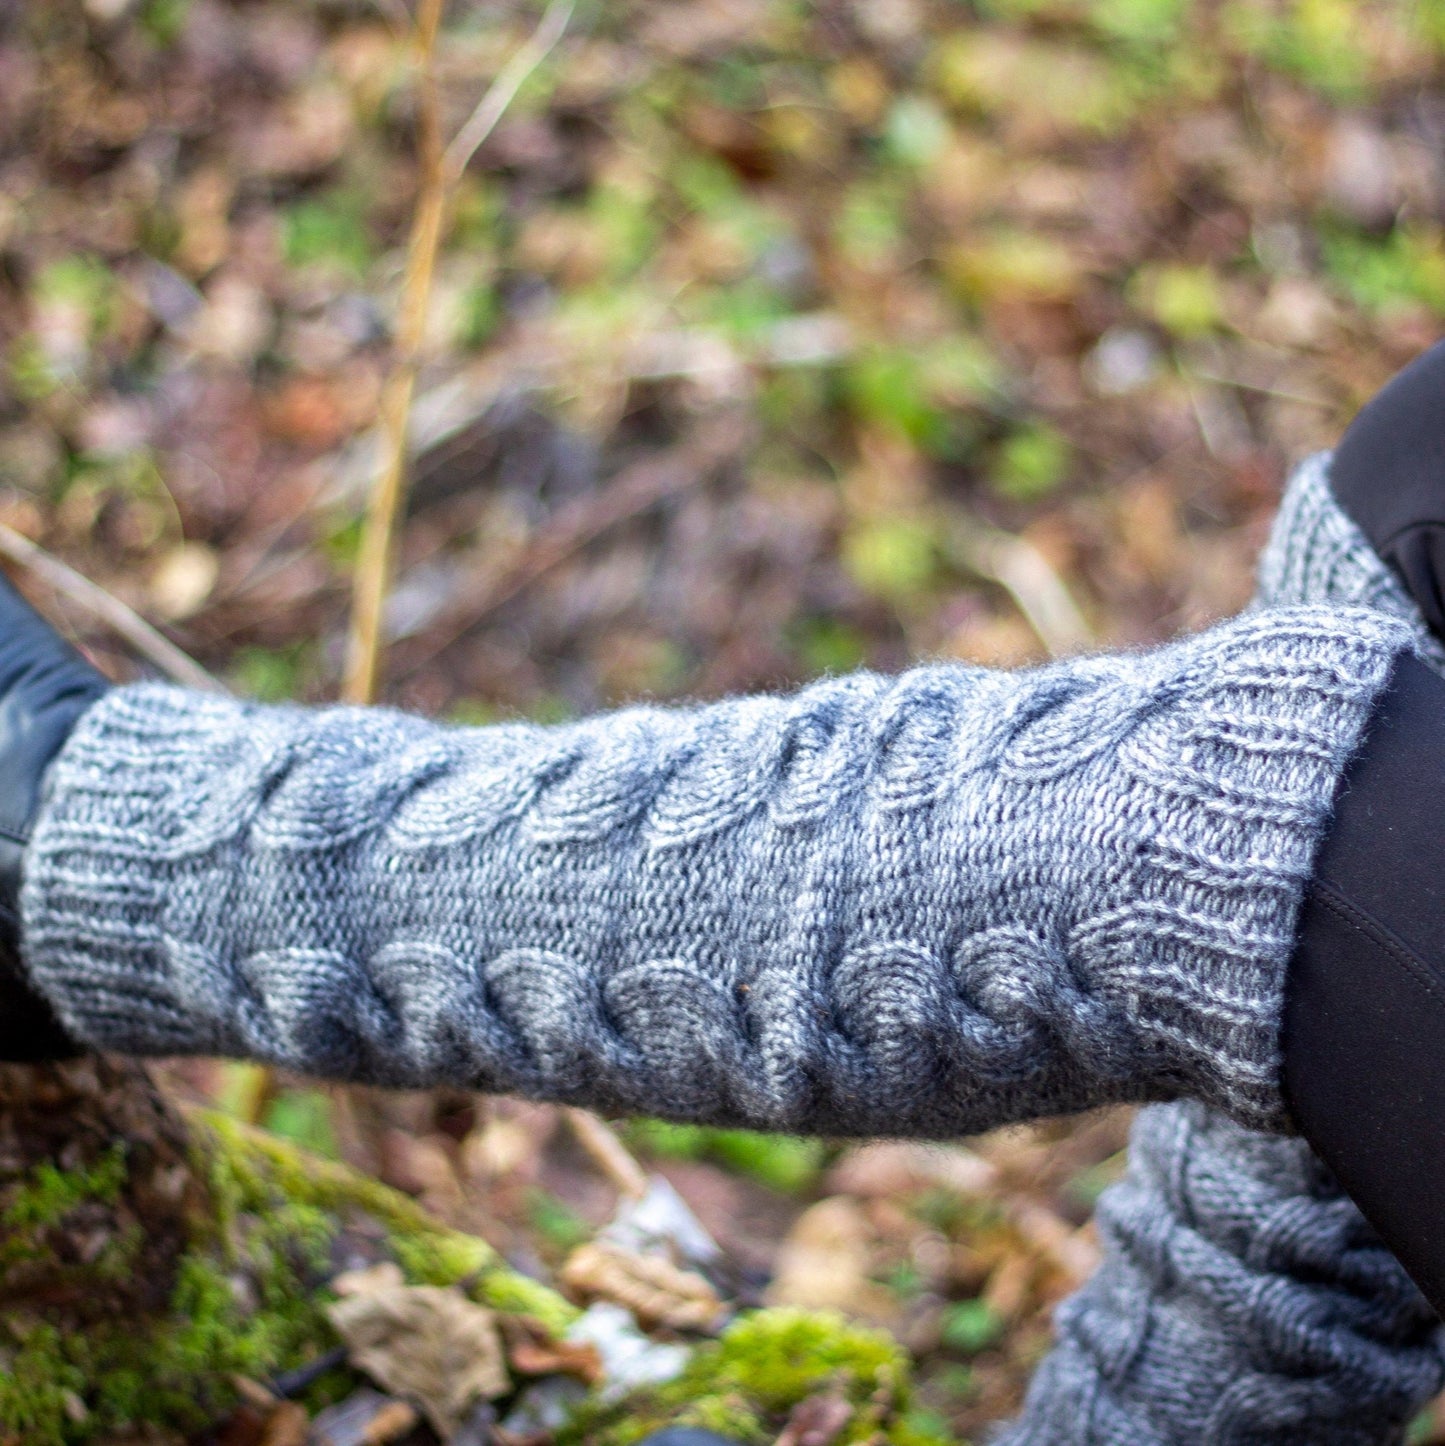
0,571,109,1060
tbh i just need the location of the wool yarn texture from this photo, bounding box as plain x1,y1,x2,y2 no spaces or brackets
21,560,1410,1138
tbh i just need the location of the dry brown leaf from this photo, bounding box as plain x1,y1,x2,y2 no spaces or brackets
361,1400,421,1445
257,1402,308,1446
333,1262,406,1297
327,1275,509,1440
981,1251,1034,1325
764,1197,896,1323
1011,1200,1102,1291
500,1314,604,1383
560,1240,724,1331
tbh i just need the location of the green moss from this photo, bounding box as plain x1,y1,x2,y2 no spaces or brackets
0,1111,576,1445
0,1126,332,1444
2,1144,128,1231
0,1324,89,1441
558,1308,952,1446
201,1112,576,1333
525,1186,595,1254
626,1121,830,1196
1320,224,1445,318
0,1126,935,1446
0,1139,147,1315
991,424,1072,503
939,1301,1004,1356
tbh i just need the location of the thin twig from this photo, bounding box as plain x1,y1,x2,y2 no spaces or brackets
342,0,448,706
564,1108,649,1200
343,0,574,706
947,518,1094,660
1190,368,1331,407
972,532,1094,659
443,0,574,184
0,520,224,692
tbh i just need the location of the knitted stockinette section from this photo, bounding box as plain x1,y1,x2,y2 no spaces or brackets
21,603,1410,1137
997,454,1445,1446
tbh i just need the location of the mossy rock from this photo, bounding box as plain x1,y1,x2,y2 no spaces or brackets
0,1065,952,1446
559,1308,954,1446
0,1062,574,1446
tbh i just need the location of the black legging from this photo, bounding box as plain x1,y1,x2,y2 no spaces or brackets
1285,336,1445,1318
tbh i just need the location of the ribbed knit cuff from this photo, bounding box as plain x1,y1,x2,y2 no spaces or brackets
19,608,1417,1137
20,687,300,1057
1257,452,1445,669
1069,608,1415,1130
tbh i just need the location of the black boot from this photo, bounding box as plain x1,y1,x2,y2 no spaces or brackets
0,572,110,1060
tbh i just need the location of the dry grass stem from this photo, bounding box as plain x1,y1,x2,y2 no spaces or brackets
342,0,449,706
0,520,224,693
343,0,574,706
948,520,1093,660
564,1107,651,1201
443,0,575,184
974,533,1094,659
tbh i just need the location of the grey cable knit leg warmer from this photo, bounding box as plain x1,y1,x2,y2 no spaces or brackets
996,1103,1443,1445
14,451,1443,1441
21,596,1411,1137
997,453,1445,1446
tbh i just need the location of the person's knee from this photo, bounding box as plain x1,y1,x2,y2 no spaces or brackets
1331,337,1445,636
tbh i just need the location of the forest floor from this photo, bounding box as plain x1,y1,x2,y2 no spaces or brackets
3,0,1445,1442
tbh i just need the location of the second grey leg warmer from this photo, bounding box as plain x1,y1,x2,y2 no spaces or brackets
994,1103,1444,1446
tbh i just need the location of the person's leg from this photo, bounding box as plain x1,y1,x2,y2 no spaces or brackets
997,380,1445,1444
1266,362,1445,1341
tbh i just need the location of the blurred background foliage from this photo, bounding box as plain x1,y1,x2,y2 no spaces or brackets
3,0,1445,1439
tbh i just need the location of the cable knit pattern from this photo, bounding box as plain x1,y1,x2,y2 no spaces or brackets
21,601,1410,1137
998,453,1445,1446
996,1103,1445,1446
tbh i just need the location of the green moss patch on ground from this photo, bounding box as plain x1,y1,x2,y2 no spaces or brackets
0,1110,575,1446
560,1307,954,1446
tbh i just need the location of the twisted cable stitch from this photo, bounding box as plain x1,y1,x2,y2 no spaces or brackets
992,1103,1445,1446
22,600,1409,1138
